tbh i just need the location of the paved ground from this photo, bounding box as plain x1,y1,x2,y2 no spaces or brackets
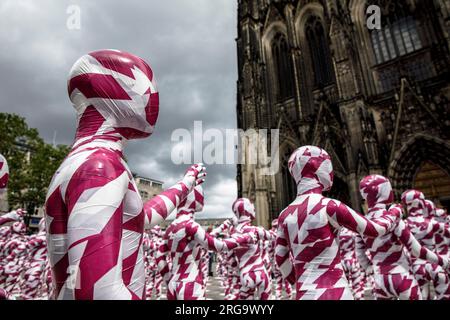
156,276,231,300
153,262,375,300
157,275,292,300
156,276,376,300
205,276,227,300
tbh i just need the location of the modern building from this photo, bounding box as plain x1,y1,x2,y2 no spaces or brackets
133,175,164,202
236,0,450,227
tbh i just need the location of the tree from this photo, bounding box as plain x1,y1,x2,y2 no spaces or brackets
0,113,70,216
24,142,70,214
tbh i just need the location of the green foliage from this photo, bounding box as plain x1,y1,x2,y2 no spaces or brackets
0,113,70,212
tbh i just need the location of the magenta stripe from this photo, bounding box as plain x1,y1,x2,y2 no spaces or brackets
69,74,132,100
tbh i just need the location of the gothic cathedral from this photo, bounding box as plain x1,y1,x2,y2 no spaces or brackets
236,0,450,227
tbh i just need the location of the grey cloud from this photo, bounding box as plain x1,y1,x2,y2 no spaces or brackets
0,0,238,218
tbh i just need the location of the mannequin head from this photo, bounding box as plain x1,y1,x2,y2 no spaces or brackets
434,208,447,222
68,49,159,141
232,198,255,223
359,175,394,209
401,189,426,217
11,221,26,235
288,146,333,195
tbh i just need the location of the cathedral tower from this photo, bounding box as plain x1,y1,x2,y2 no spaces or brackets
236,0,450,227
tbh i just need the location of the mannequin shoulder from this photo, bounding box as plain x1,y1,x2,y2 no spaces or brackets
73,149,128,180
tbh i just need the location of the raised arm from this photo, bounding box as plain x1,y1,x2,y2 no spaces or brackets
65,169,137,300
188,221,248,252
210,219,233,237
143,164,206,228
326,200,400,238
275,222,295,284
395,219,448,268
0,210,23,226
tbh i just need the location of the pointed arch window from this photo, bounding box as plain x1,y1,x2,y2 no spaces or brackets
272,33,295,101
370,3,423,64
305,16,334,88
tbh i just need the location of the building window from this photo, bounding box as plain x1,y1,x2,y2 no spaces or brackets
371,16,422,64
305,16,334,88
140,190,149,199
138,179,151,187
368,3,429,92
271,33,295,101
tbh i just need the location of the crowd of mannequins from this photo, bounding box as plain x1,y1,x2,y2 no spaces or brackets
0,210,51,300
0,50,449,300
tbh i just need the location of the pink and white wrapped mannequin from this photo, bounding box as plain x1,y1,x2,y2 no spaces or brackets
0,288,12,300
425,202,450,260
0,223,14,290
156,186,250,300
21,218,48,299
44,49,207,300
433,208,449,259
338,228,366,300
199,248,210,291
0,220,14,285
142,231,152,299
269,218,292,300
231,198,274,300
423,199,450,299
0,153,9,197
2,221,28,295
0,209,23,284
0,156,23,301
434,208,449,224
143,225,164,300
210,218,234,238
223,250,241,300
261,239,271,277
210,217,241,299
275,146,400,300
402,190,450,299
357,176,448,300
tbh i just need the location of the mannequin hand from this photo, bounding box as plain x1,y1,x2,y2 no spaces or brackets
4,210,24,221
182,163,207,191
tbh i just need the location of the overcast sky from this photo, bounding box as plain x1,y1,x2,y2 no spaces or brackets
0,0,238,219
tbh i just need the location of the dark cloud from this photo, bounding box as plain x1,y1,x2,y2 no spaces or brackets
0,0,238,218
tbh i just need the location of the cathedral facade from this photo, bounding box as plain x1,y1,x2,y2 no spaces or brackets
236,0,450,227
